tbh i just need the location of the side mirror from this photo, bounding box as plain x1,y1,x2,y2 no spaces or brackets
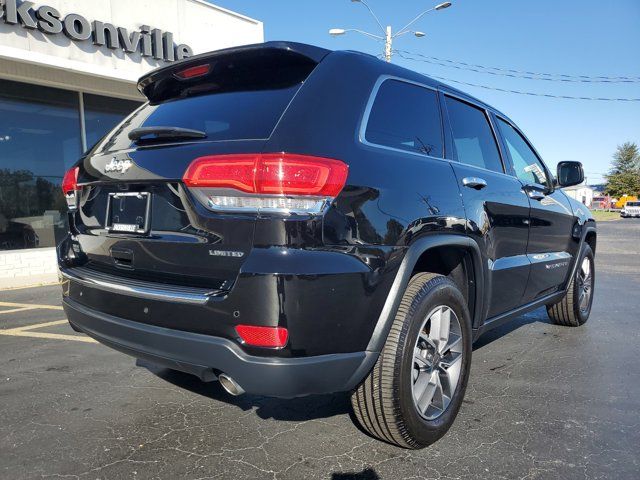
557,161,584,187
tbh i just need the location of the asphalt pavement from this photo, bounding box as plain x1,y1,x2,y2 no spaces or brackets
1,219,639,480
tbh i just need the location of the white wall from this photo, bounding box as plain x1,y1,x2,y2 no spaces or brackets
0,248,58,288
0,0,264,83
563,187,594,207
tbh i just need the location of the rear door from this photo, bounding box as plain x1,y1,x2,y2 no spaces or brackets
494,116,577,303
441,93,531,319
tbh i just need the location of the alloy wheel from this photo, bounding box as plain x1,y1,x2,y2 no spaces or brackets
578,257,593,313
411,305,464,420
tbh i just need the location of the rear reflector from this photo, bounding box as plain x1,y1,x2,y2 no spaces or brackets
235,325,289,348
62,166,79,194
174,64,211,80
183,153,348,196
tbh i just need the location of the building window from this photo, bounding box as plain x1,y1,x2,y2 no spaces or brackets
83,93,141,150
0,79,81,250
0,79,141,251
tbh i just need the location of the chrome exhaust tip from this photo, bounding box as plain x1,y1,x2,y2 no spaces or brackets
218,373,245,396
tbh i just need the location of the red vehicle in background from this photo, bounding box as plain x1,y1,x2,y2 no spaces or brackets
592,196,613,210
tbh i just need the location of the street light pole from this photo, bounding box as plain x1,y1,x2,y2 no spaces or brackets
330,1,452,63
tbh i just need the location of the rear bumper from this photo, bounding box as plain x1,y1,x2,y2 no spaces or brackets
58,242,402,356
64,297,378,398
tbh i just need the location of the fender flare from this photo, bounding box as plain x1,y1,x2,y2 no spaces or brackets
365,234,484,353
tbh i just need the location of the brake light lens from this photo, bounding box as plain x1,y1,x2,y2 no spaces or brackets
257,155,346,196
184,155,258,192
62,167,79,195
235,325,288,348
183,153,348,215
174,64,211,80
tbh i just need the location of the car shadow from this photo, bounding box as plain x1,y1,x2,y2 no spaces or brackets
138,359,352,422
331,468,380,479
472,307,552,350
139,307,551,424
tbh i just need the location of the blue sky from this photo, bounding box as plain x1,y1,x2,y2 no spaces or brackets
213,0,640,184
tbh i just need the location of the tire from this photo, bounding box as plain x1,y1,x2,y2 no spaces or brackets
351,273,472,449
546,244,594,327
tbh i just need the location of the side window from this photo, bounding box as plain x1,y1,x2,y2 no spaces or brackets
444,96,503,173
365,79,443,158
496,118,548,187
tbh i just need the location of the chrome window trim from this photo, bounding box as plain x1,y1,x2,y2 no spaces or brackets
358,75,447,162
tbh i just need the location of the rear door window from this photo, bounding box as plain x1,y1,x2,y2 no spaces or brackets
364,79,443,158
444,96,504,173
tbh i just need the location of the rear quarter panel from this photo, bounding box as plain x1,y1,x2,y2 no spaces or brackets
261,52,467,350
266,52,467,249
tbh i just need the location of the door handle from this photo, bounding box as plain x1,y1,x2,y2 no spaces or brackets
462,177,487,190
522,184,547,201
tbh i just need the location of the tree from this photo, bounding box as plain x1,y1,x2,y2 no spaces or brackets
605,142,640,197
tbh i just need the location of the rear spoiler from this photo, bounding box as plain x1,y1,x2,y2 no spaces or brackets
137,41,331,103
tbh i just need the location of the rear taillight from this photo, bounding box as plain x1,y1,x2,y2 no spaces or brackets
183,153,348,215
62,167,79,195
235,325,288,348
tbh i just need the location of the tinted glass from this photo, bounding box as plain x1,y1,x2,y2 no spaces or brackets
95,86,302,154
365,80,443,157
84,94,141,150
0,79,81,250
445,96,503,173
497,118,548,186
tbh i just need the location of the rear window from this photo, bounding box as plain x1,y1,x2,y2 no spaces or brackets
95,86,300,154
94,49,321,154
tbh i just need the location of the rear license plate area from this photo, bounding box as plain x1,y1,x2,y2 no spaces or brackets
105,192,151,234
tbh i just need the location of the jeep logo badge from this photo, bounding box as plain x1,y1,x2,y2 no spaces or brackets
104,158,133,174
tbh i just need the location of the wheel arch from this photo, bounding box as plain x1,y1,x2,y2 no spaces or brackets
584,228,597,254
366,235,485,353
562,223,597,292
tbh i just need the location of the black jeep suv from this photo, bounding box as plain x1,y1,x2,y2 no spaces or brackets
58,42,596,449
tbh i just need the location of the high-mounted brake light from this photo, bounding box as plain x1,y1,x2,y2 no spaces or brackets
174,64,211,80
235,325,289,348
62,167,79,195
183,153,348,215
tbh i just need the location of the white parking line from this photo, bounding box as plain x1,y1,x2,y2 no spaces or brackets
0,307,39,315
0,320,97,343
0,301,63,311
14,319,69,332
0,301,96,343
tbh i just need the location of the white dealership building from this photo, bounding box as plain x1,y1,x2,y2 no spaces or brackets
0,0,263,287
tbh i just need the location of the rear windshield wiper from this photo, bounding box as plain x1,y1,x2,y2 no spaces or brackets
128,126,207,143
